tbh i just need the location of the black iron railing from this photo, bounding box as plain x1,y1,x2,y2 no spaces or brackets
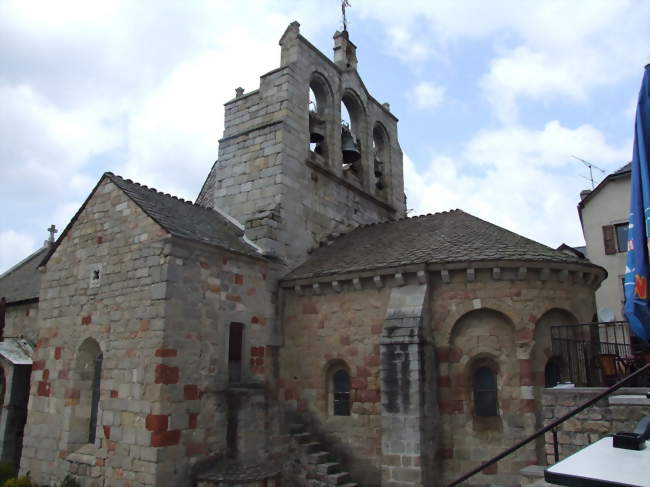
551,321,649,386
446,362,650,487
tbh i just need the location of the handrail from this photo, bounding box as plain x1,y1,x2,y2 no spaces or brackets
447,362,650,487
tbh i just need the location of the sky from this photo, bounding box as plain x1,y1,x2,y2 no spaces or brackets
1,0,649,274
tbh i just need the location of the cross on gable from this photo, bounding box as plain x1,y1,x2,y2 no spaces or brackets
48,224,58,243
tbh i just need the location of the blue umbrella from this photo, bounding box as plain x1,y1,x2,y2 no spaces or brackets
624,64,650,346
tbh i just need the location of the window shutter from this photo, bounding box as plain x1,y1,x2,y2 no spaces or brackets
603,225,616,255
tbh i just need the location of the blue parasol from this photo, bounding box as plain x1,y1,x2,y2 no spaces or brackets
624,64,650,345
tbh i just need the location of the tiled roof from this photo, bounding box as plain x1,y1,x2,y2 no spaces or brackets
105,173,263,258
286,209,593,280
0,246,49,304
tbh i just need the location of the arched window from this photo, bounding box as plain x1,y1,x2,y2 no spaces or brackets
69,338,103,449
309,74,332,158
340,91,365,177
473,366,497,417
332,369,351,416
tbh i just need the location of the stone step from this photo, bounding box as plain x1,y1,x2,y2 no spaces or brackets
316,462,340,475
292,432,311,443
307,451,332,464
303,441,321,454
327,471,351,485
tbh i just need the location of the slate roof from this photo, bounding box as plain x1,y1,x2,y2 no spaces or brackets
104,173,262,258
0,246,49,304
286,209,595,280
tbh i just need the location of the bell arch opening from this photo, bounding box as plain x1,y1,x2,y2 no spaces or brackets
308,73,332,158
340,91,365,178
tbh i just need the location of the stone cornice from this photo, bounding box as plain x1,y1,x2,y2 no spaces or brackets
280,260,605,295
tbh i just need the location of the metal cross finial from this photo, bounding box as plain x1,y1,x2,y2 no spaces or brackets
47,224,58,243
342,0,351,31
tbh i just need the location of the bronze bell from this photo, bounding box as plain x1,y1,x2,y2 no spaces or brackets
341,126,361,163
309,112,325,143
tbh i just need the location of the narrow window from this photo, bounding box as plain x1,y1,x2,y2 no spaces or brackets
228,323,244,383
332,369,351,416
614,222,628,252
88,353,103,443
544,357,562,387
474,366,497,416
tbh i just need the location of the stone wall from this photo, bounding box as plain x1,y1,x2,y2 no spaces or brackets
4,302,38,343
154,238,276,484
20,179,170,487
542,388,650,463
430,266,600,486
278,284,388,486
197,22,405,268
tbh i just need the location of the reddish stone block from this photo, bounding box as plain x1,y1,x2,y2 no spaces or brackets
351,377,367,389
155,348,178,358
516,328,534,343
365,353,380,367
139,319,150,331
188,413,198,429
251,316,259,324
250,346,265,357
484,462,498,475
519,359,534,385
103,426,111,439
246,287,256,296
233,274,244,285
37,381,50,397
54,347,63,360
226,294,241,302
340,335,350,345
155,364,179,384
521,399,536,412
42,369,50,381
64,388,80,399
81,315,92,325
438,448,454,459
437,347,450,362
96,458,105,467
151,430,180,447
96,236,103,244
357,389,380,403
36,337,50,348
437,376,451,387
184,384,200,400
145,414,169,432
301,302,318,315
448,348,462,363
58,369,69,380
110,390,118,398
356,366,371,377
32,360,44,370
200,262,209,269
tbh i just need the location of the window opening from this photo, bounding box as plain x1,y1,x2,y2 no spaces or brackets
474,366,497,416
615,222,628,252
88,353,103,443
544,357,562,387
228,323,244,383
372,124,388,191
309,87,325,154
332,369,351,416
340,98,361,174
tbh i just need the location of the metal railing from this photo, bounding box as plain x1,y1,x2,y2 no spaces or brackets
446,362,650,487
551,321,648,386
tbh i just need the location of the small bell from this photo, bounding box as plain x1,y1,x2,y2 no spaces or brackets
341,126,361,163
310,112,325,143
376,176,385,190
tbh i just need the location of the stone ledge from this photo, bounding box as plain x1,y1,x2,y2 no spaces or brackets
608,394,650,406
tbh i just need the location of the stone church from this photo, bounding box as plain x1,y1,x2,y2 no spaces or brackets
0,22,605,487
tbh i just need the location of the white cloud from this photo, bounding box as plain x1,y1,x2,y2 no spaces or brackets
405,121,630,247
408,81,445,110
0,231,38,275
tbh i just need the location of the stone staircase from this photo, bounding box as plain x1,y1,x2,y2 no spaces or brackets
288,422,359,487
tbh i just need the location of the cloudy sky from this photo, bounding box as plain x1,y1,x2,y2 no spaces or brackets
1,0,649,273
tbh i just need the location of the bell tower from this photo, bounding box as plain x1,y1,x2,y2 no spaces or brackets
197,22,406,267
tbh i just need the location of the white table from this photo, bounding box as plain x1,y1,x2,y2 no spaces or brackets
545,437,650,487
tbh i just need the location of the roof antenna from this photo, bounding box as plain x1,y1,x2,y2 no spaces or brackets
572,155,605,189
341,0,351,32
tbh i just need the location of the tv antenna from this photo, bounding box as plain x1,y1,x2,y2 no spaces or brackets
341,0,351,32
572,155,605,189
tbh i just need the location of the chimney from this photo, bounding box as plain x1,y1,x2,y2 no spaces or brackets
333,30,357,70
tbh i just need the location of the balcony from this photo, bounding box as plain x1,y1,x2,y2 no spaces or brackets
550,321,650,387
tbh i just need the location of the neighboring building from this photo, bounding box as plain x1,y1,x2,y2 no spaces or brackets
0,22,605,487
578,163,631,321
